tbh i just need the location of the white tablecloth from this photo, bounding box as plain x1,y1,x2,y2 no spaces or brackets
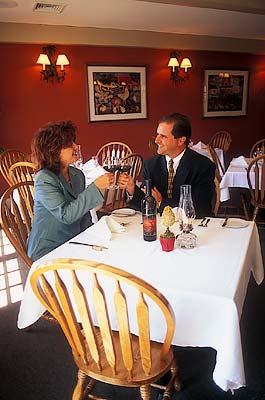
191,145,225,176
18,215,263,392
220,158,253,202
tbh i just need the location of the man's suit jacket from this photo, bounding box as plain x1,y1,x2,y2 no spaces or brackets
130,148,216,218
27,166,104,261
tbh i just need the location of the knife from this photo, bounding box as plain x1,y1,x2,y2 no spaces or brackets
222,217,229,227
69,241,108,250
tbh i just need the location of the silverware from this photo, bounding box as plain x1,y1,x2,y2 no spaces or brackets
222,217,229,227
69,241,108,251
203,218,210,227
198,217,206,227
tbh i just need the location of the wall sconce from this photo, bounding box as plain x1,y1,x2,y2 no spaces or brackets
36,45,69,83
168,51,192,84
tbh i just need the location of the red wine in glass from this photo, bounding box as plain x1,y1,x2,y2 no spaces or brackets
119,165,131,173
103,165,120,173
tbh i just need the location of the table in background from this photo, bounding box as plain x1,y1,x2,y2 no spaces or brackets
220,158,254,202
18,214,263,392
191,145,225,176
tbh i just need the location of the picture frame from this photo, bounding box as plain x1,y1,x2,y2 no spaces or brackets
203,69,249,117
87,65,147,122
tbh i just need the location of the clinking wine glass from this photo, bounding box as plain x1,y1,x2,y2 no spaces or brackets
103,156,120,189
175,184,197,249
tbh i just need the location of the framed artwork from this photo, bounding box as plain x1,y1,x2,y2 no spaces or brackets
203,69,249,117
87,65,147,122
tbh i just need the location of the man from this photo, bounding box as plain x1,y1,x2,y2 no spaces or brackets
119,112,216,218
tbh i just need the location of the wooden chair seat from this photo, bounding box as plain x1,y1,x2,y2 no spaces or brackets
30,258,181,400
75,328,174,386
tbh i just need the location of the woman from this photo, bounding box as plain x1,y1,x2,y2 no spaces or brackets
27,120,113,261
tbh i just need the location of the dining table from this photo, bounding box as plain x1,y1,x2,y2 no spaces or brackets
18,212,263,392
220,157,254,202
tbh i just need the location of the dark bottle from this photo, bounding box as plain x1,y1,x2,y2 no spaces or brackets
142,179,157,242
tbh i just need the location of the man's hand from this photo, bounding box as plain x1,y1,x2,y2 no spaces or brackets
152,186,162,204
117,173,135,195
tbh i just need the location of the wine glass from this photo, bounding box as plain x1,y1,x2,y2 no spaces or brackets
73,144,83,169
119,158,133,174
103,155,120,189
175,185,197,249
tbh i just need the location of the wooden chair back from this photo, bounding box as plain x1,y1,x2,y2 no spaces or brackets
207,146,222,216
120,152,143,182
207,145,225,180
208,130,232,153
246,155,265,221
148,137,158,155
9,161,36,185
249,139,265,158
99,153,143,214
30,258,177,399
96,142,132,165
0,149,27,186
0,181,34,268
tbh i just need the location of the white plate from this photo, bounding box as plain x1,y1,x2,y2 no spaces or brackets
112,208,136,217
224,218,249,229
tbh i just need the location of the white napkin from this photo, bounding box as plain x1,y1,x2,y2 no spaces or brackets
230,156,248,168
78,216,125,243
192,141,208,150
82,158,106,185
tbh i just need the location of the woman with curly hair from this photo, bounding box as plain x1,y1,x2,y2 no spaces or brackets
27,120,114,261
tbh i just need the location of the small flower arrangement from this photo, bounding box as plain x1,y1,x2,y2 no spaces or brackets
160,206,175,251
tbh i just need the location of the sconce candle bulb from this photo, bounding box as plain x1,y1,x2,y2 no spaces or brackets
36,45,69,83
168,51,192,84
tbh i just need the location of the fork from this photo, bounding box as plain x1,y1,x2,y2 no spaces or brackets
203,218,210,227
198,217,206,227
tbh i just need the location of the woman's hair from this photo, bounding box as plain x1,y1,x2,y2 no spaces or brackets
31,120,77,174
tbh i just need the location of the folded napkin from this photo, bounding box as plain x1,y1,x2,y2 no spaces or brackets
78,216,125,243
230,156,248,168
192,141,208,150
83,158,106,185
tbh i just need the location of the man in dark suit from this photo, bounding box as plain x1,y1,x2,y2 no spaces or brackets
119,112,216,218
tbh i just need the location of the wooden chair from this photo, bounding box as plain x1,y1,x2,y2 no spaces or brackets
30,258,181,400
207,145,225,180
208,130,232,153
148,136,158,155
98,153,143,214
9,161,36,185
0,149,27,186
96,142,132,165
242,155,265,221
120,152,143,182
207,146,222,216
249,139,265,158
0,181,34,268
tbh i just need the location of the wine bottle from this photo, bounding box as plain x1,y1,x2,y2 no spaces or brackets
142,179,157,242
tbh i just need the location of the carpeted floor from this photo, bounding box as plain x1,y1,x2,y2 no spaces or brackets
0,192,264,400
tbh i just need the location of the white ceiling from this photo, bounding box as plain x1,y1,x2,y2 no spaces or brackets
1,0,265,42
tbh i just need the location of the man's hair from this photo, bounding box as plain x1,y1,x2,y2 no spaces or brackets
158,112,191,145
31,120,76,174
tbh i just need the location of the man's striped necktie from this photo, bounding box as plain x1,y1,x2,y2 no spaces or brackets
167,159,174,198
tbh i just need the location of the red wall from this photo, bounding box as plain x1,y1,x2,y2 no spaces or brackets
1,43,265,194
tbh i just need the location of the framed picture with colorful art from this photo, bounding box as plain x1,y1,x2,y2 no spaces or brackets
203,69,249,117
87,65,147,122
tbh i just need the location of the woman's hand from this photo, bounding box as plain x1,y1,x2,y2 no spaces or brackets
94,173,114,190
117,173,135,195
